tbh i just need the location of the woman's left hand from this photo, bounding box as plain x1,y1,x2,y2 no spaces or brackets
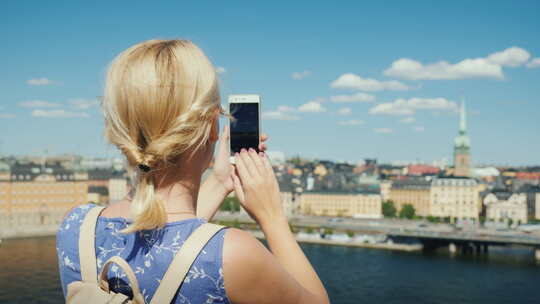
212,125,268,194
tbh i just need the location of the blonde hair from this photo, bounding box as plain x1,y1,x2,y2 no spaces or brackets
102,39,221,233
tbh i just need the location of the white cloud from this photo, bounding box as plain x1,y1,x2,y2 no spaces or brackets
414,126,425,132
277,105,296,112
0,113,15,119
32,109,89,118
298,99,326,112
69,98,99,110
374,128,393,134
338,107,352,115
369,103,414,116
384,58,503,80
264,98,326,119
331,73,410,91
339,119,363,126
262,111,300,121
292,70,311,80
486,47,530,67
216,66,226,74
399,117,415,124
369,97,458,116
27,77,56,85
384,47,530,80
330,92,375,103
526,58,540,69
19,100,61,108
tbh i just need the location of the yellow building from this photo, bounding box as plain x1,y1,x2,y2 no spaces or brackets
299,192,382,219
0,162,88,225
430,178,480,220
108,177,128,203
389,179,431,216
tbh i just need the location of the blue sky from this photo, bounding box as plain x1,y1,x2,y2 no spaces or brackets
1,1,539,165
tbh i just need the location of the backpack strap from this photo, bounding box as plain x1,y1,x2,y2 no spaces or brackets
98,255,145,304
150,222,226,304
79,205,106,283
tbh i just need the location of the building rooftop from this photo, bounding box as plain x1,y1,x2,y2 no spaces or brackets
391,179,431,190
88,185,109,196
432,177,477,187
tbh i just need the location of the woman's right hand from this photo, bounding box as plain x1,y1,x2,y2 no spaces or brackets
232,148,285,227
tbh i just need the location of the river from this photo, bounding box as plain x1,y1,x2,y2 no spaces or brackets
0,237,538,303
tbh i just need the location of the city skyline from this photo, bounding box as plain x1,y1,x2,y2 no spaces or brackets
1,1,540,165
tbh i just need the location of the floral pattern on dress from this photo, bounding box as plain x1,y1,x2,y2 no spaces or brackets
56,203,231,304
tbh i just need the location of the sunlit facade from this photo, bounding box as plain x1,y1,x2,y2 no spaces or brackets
430,178,480,220
485,192,527,224
299,192,382,219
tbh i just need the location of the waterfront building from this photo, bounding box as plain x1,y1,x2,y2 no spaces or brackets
389,179,431,216
453,101,471,177
281,191,298,217
485,192,527,224
536,192,540,220
108,177,128,203
299,191,382,219
88,185,109,205
379,180,392,202
86,168,115,188
0,162,88,225
430,177,480,220
517,184,540,221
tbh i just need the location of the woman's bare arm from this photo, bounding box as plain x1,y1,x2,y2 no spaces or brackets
224,149,329,303
196,172,229,220
223,228,329,304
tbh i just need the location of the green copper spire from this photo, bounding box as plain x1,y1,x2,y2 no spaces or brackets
459,100,466,134
454,99,470,150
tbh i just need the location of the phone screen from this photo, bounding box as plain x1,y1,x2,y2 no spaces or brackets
230,102,259,154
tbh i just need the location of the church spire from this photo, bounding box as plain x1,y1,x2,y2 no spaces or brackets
453,97,471,177
459,99,466,134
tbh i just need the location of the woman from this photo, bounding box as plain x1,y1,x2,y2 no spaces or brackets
56,39,329,304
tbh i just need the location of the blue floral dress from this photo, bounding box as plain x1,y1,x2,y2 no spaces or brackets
56,203,231,304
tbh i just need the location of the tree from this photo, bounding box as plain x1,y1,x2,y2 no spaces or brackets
323,227,333,235
507,218,513,228
382,200,397,218
288,222,298,234
479,216,486,226
346,229,355,238
399,204,416,219
220,197,241,212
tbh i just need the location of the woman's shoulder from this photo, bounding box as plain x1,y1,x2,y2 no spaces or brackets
57,203,99,239
222,227,268,272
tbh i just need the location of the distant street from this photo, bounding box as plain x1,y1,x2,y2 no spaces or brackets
214,212,540,246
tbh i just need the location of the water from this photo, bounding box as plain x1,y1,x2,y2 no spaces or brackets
0,237,539,303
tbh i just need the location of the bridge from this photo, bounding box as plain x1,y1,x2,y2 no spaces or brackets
215,213,540,259
385,228,540,257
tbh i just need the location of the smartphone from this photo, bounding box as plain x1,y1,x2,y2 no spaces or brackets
228,94,261,163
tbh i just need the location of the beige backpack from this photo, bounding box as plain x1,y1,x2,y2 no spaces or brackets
66,206,225,304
